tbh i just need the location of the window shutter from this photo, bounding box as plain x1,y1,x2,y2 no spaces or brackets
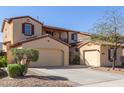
22,23,25,33
108,48,114,62
32,24,34,35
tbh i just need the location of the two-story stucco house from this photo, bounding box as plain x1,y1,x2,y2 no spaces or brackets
1,16,124,67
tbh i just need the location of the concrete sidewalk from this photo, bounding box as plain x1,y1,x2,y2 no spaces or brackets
82,78,124,87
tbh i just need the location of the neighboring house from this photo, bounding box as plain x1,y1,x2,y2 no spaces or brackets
77,42,124,67
1,16,124,67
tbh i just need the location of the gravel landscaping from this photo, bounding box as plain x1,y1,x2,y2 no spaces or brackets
0,69,77,87
91,67,124,74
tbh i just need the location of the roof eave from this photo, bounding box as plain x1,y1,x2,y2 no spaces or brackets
11,34,70,48
1,16,43,32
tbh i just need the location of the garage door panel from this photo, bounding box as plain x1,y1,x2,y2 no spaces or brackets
30,49,63,67
84,50,99,67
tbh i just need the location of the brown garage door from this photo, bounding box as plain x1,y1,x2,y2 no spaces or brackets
30,49,64,67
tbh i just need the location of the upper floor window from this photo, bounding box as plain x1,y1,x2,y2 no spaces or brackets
22,23,34,36
71,33,77,41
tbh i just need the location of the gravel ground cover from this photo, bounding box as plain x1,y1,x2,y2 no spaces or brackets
0,69,77,87
91,67,124,74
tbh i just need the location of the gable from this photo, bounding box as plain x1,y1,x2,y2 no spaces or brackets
11,35,70,47
12,16,43,26
77,42,100,48
1,16,43,32
11,17,43,44
22,36,69,49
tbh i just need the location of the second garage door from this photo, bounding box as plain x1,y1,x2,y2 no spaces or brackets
30,49,64,67
84,50,100,67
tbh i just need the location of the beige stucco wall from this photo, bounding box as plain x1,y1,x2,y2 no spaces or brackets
2,22,13,51
79,43,101,66
20,37,69,66
77,33,91,42
53,32,59,39
61,32,68,41
100,45,122,66
3,22,13,42
12,17,42,44
2,44,7,52
122,48,124,56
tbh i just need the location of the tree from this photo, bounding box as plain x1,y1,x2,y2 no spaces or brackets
11,48,39,66
91,10,124,69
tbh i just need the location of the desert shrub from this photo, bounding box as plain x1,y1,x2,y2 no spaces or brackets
122,62,124,67
25,49,39,62
20,64,28,76
7,64,27,78
0,56,7,67
11,49,25,64
11,48,39,64
72,55,80,64
7,64,22,78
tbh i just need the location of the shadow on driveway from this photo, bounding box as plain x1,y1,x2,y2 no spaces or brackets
0,68,68,81
14,75,69,81
31,65,89,69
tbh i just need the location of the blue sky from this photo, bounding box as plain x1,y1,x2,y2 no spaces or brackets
0,6,124,42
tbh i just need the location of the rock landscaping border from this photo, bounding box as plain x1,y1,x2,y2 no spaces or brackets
91,67,124,74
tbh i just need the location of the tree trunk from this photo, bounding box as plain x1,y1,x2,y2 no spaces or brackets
26,59,30,67
112,48,117,70
112,57,115,70
112,26,117,70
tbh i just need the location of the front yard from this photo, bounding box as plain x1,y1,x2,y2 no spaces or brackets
0,69,76,87
0,49,77,87
91,67,124,74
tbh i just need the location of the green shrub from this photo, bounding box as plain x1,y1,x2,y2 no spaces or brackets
11,48,39,64
7,64,22,78
7,64,27,78
20,64,28,76
0,56,7,67
72,55,80,64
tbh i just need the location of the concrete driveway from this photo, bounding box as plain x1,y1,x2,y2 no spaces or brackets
30,67,124,86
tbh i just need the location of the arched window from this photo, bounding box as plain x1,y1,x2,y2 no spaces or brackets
22,23,34,36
